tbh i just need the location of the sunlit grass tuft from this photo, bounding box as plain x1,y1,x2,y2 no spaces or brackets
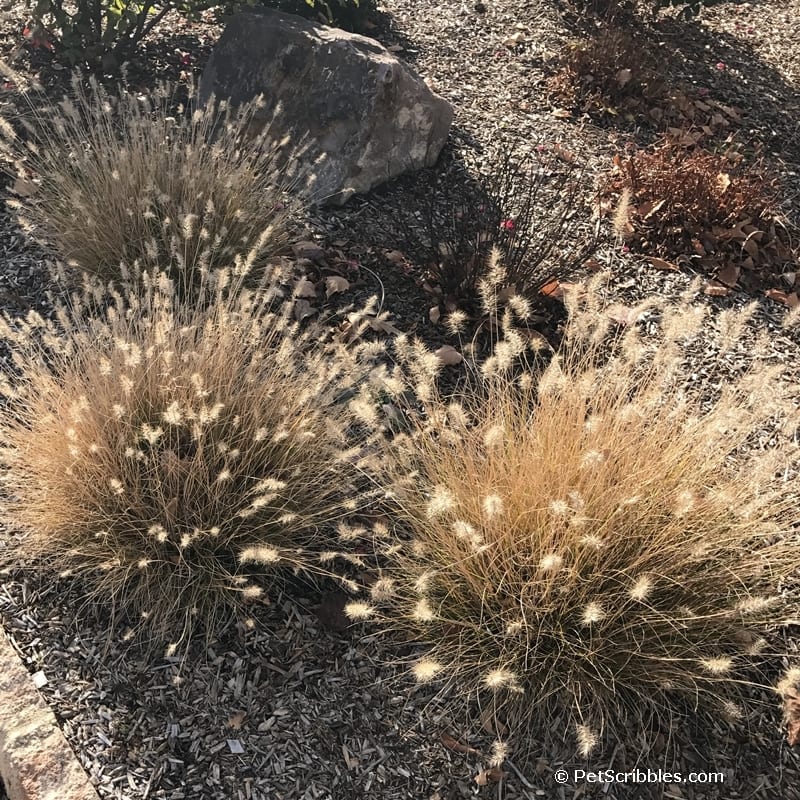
0,72,306,295
0,266,386,646
361,262,800,754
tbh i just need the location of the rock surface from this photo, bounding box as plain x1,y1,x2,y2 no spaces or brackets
198,8,454,204
0,631,98,800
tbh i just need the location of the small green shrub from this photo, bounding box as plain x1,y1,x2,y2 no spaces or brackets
1,76,304,296
23,0,218,71
0,265,387,645
273,0,374,26
355,267,800,756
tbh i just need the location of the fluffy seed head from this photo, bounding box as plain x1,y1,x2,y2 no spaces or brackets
412,659,444,683
345,602,375,621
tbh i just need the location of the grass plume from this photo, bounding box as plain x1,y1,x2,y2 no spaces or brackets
0,72,306,296
0,265,386,646
360,264,800,755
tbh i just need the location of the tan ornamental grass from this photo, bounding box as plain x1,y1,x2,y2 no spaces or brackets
0,70,308,295
0,265,387,646
355,259,800,755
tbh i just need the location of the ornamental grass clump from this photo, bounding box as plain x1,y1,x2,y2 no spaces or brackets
0,265,387,645
357,269,800,755
0,73,304,296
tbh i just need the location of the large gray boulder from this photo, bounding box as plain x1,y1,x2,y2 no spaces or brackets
198,9,454,205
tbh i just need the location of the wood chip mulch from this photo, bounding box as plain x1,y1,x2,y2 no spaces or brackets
1,0,800,798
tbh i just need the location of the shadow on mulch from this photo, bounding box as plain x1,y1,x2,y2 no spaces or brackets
657,14,800,160
548,5,800,164
305,128,573,362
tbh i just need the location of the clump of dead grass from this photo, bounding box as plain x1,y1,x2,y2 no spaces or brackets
0,72,305,295
355,261,800,755
0,264,387,646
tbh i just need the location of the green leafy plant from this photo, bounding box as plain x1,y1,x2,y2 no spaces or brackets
0,264,388,646
1,76,306,297
354,264,800,757
23,0,219,70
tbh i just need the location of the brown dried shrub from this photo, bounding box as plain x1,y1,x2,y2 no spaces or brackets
607,140,795,290
548,28,741,143
548,27,669,119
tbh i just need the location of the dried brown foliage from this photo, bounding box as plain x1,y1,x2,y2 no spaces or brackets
607,140,797,291
548,28,669,120
548,27,741,142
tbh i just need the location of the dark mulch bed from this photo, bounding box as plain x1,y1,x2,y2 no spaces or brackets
1,0,799,798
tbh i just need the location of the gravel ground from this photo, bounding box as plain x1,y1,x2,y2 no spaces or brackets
1,1,800,799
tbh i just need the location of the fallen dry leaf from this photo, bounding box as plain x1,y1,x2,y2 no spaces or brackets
325,276,350,298
552,143,576,164
583,257,603,272
503,31,527,47
538,277,564,299
369,315,403,335
702,281,732,297
717,172,731,193
293,299,317,321
475,767,508,786
429,305,441,324
440,732,480,755
784,688,800,746
434,345,463,366
227,710,247,730
551,108,572,119
294,278,317,298
649,257,680,271
385,249,406,264
743,235,760,259
715,263,740,288
292,240,326,262
765,289,800,309
616,67,632,86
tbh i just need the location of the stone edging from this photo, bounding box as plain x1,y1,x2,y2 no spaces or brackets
0,629,99,800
